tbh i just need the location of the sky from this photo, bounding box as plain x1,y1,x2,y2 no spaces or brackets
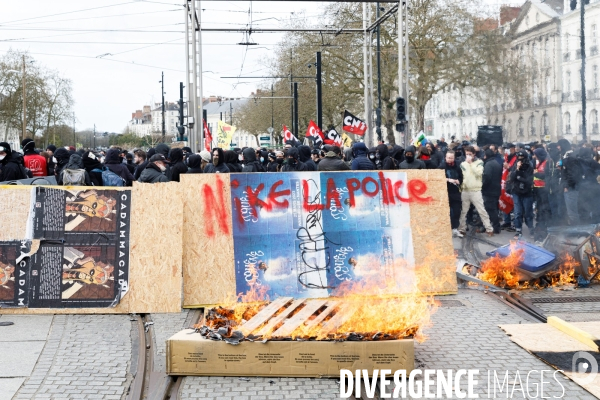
0,0,504,133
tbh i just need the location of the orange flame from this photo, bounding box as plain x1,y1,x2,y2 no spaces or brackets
477,246,524,288
206,249,458,343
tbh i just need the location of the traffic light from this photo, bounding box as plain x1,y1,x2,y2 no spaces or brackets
396,97,406,121
395,123,405,132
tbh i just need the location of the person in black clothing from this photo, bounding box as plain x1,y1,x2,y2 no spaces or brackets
82,151,104,186
282,147,307,172
311,149,321,167
242,148,265,172
169,148,188,182
46,144,57,176
154,143,173,180
224,150,242,172
482,148,503,234
58,153,92,186
440,150,463,237
376,144,397,170
133,150,148,181
557,138,582,225
138,154,170,183
509,150,534,239
399,146,426,170
425,142,442,169
0,142,26,182
390,145,405,166
299,145,317,171
53,147,71,180
367,147,378,168
351,142,374,170
318,146,349,171
266,152,279,172
187,154,204,174
123,152,136,175
204,148,230,173
104,148,136,186
577,147,600,223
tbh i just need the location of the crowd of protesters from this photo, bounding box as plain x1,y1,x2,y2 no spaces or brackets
2,135,599,241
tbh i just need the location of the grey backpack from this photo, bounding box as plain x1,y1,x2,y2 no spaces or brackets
61,168,87,186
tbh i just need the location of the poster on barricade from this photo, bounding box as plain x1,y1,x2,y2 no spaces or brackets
25,187,131,308
230,171,415,299
0,241,32,308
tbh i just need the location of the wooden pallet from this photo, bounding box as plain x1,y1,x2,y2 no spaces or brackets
239,297,345,338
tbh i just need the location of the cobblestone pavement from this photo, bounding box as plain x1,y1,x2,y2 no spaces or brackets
177,289,598,400
11,315,132,400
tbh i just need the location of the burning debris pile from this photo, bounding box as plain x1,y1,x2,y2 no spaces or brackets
463,240,599,289
193,293,436,345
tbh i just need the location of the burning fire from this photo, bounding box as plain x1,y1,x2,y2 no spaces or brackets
472,244,591,289
476,247,524,288
196,251,459,343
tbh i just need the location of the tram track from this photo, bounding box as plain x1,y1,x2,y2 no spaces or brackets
128,310,203,400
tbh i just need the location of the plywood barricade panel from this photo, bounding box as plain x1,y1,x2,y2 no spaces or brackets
182,170,456,307
0,183,183,314
0,186,34,241
181,174,235,306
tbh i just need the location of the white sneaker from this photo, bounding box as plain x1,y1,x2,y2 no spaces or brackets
453,229,464,238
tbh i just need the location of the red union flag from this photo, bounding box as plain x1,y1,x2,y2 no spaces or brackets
203,119,212,152
283,125,299,144
342,110,367,136
306,120,324,146
324,127,343,146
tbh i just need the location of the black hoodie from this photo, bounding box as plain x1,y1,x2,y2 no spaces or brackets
242,148,264,172
282,147,307,172
399,146,426,170
298,145,317,171
154,143,173,180
376,144,397,170
482,149,502,197
169,148,188,182
53,147,71,179
0,142,26,182
104,148,136,186
224,150,242,173
509,152,534,196
187,154,204,174
204,148,230,173
82,151,104,186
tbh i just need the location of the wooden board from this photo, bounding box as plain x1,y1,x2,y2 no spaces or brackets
240,297,293,335
0,183,183,314
320,303,355,334
271,299,329,337
255,299,305,336
180,174,236,306
304,300,338,329
406,170,457,294
0,186,33,241
126,182,183,313
501,322,600,397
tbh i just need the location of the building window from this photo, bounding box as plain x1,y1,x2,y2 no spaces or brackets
591,110,599,134
593,24,597,45
546,72,552,103
533,77,539,106
565,112,571,134
565,33,569,54
566,71,571,92
577,110,583,135
594,65,599,90
528,115,536,136
518,117,525,137
542,113,549,136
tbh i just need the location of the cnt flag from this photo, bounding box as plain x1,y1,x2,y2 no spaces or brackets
283,125,300,144
203,119,212,152
342,110,367,136
306,120,324,147
324,127,343,146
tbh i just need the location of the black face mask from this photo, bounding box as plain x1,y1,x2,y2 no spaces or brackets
405,155,414,163
287,157,296,164
276,158,284,164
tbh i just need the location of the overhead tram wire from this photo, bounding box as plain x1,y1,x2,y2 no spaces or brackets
0,1,139,25
0,9,181,27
